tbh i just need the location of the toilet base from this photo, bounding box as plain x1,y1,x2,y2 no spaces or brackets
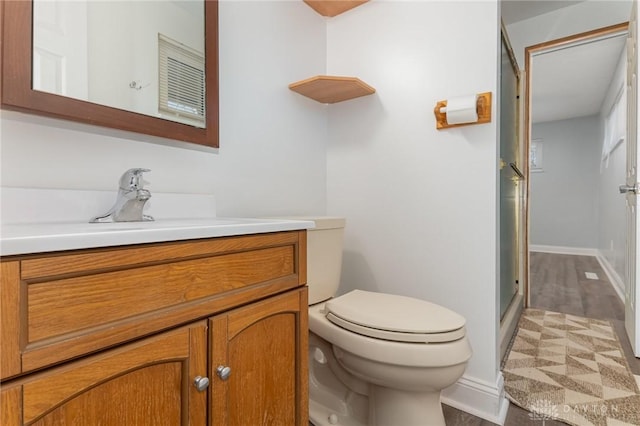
369,386,445,426
310,386,446,426
309,399,365,426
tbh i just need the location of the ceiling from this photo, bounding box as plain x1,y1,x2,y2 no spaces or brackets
531,34,626,123
501,0,586,25
502,0,627,124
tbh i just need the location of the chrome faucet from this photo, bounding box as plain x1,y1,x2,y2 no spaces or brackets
90,168,154,223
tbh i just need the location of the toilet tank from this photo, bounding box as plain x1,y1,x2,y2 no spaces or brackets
305,217,346,305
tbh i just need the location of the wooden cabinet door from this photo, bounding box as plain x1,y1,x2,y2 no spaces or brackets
210,288,308,426
1,322,208,426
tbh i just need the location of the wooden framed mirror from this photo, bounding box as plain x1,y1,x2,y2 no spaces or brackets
1,0,219,148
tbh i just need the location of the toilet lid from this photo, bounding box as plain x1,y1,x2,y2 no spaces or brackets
324,290,466,343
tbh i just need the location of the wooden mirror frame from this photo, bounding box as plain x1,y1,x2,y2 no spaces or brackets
1,0,219,148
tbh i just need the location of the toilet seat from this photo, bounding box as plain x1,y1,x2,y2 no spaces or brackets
324,290,466,343
309,304,472,368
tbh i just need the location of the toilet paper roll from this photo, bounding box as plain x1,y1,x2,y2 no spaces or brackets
445,95,478,125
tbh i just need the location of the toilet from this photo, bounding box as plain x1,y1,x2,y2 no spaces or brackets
305,217,472,426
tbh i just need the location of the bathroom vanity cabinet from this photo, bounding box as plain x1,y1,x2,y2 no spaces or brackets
0,230,308,425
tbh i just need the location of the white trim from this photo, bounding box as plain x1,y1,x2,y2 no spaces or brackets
441,373,509,425
529,244,598,256
596,250,625,303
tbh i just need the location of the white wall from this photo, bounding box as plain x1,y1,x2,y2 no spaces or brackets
326,1,505,421
1,1,328,218
530,116,602,248
506,0,632,69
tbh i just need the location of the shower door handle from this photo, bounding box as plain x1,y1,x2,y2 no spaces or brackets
619,183,638,194
509,163,524,180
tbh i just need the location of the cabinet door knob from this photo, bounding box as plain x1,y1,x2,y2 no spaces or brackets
216,365,232,381
193,376,210,392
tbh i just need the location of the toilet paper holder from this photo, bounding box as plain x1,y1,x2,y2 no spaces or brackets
433,92,492,130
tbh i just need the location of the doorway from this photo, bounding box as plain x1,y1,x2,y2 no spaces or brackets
524,23,634,352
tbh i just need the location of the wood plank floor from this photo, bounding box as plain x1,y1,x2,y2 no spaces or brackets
529,252,639,375
442,252,640,425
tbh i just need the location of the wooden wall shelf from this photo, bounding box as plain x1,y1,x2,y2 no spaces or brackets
289,76,375,104
303,0,369,17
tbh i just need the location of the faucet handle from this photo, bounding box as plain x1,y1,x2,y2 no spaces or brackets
119,168,151,191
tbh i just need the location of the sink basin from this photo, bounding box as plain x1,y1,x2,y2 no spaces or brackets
0,217,315,256
0,188,315,256
82,218,246,232
4,218,249,236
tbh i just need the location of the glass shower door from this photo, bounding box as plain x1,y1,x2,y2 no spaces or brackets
499,31,521,319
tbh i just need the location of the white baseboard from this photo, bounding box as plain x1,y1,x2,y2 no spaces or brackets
529,245,598,256
595,250,625,303
441,373,509,425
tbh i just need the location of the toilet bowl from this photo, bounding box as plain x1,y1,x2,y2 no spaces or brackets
309,291,472,426
293,217,472,426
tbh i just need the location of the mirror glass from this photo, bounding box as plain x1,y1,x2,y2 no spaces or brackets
32,0,205,128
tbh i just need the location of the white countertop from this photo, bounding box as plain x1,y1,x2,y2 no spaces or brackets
0,218,315,256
